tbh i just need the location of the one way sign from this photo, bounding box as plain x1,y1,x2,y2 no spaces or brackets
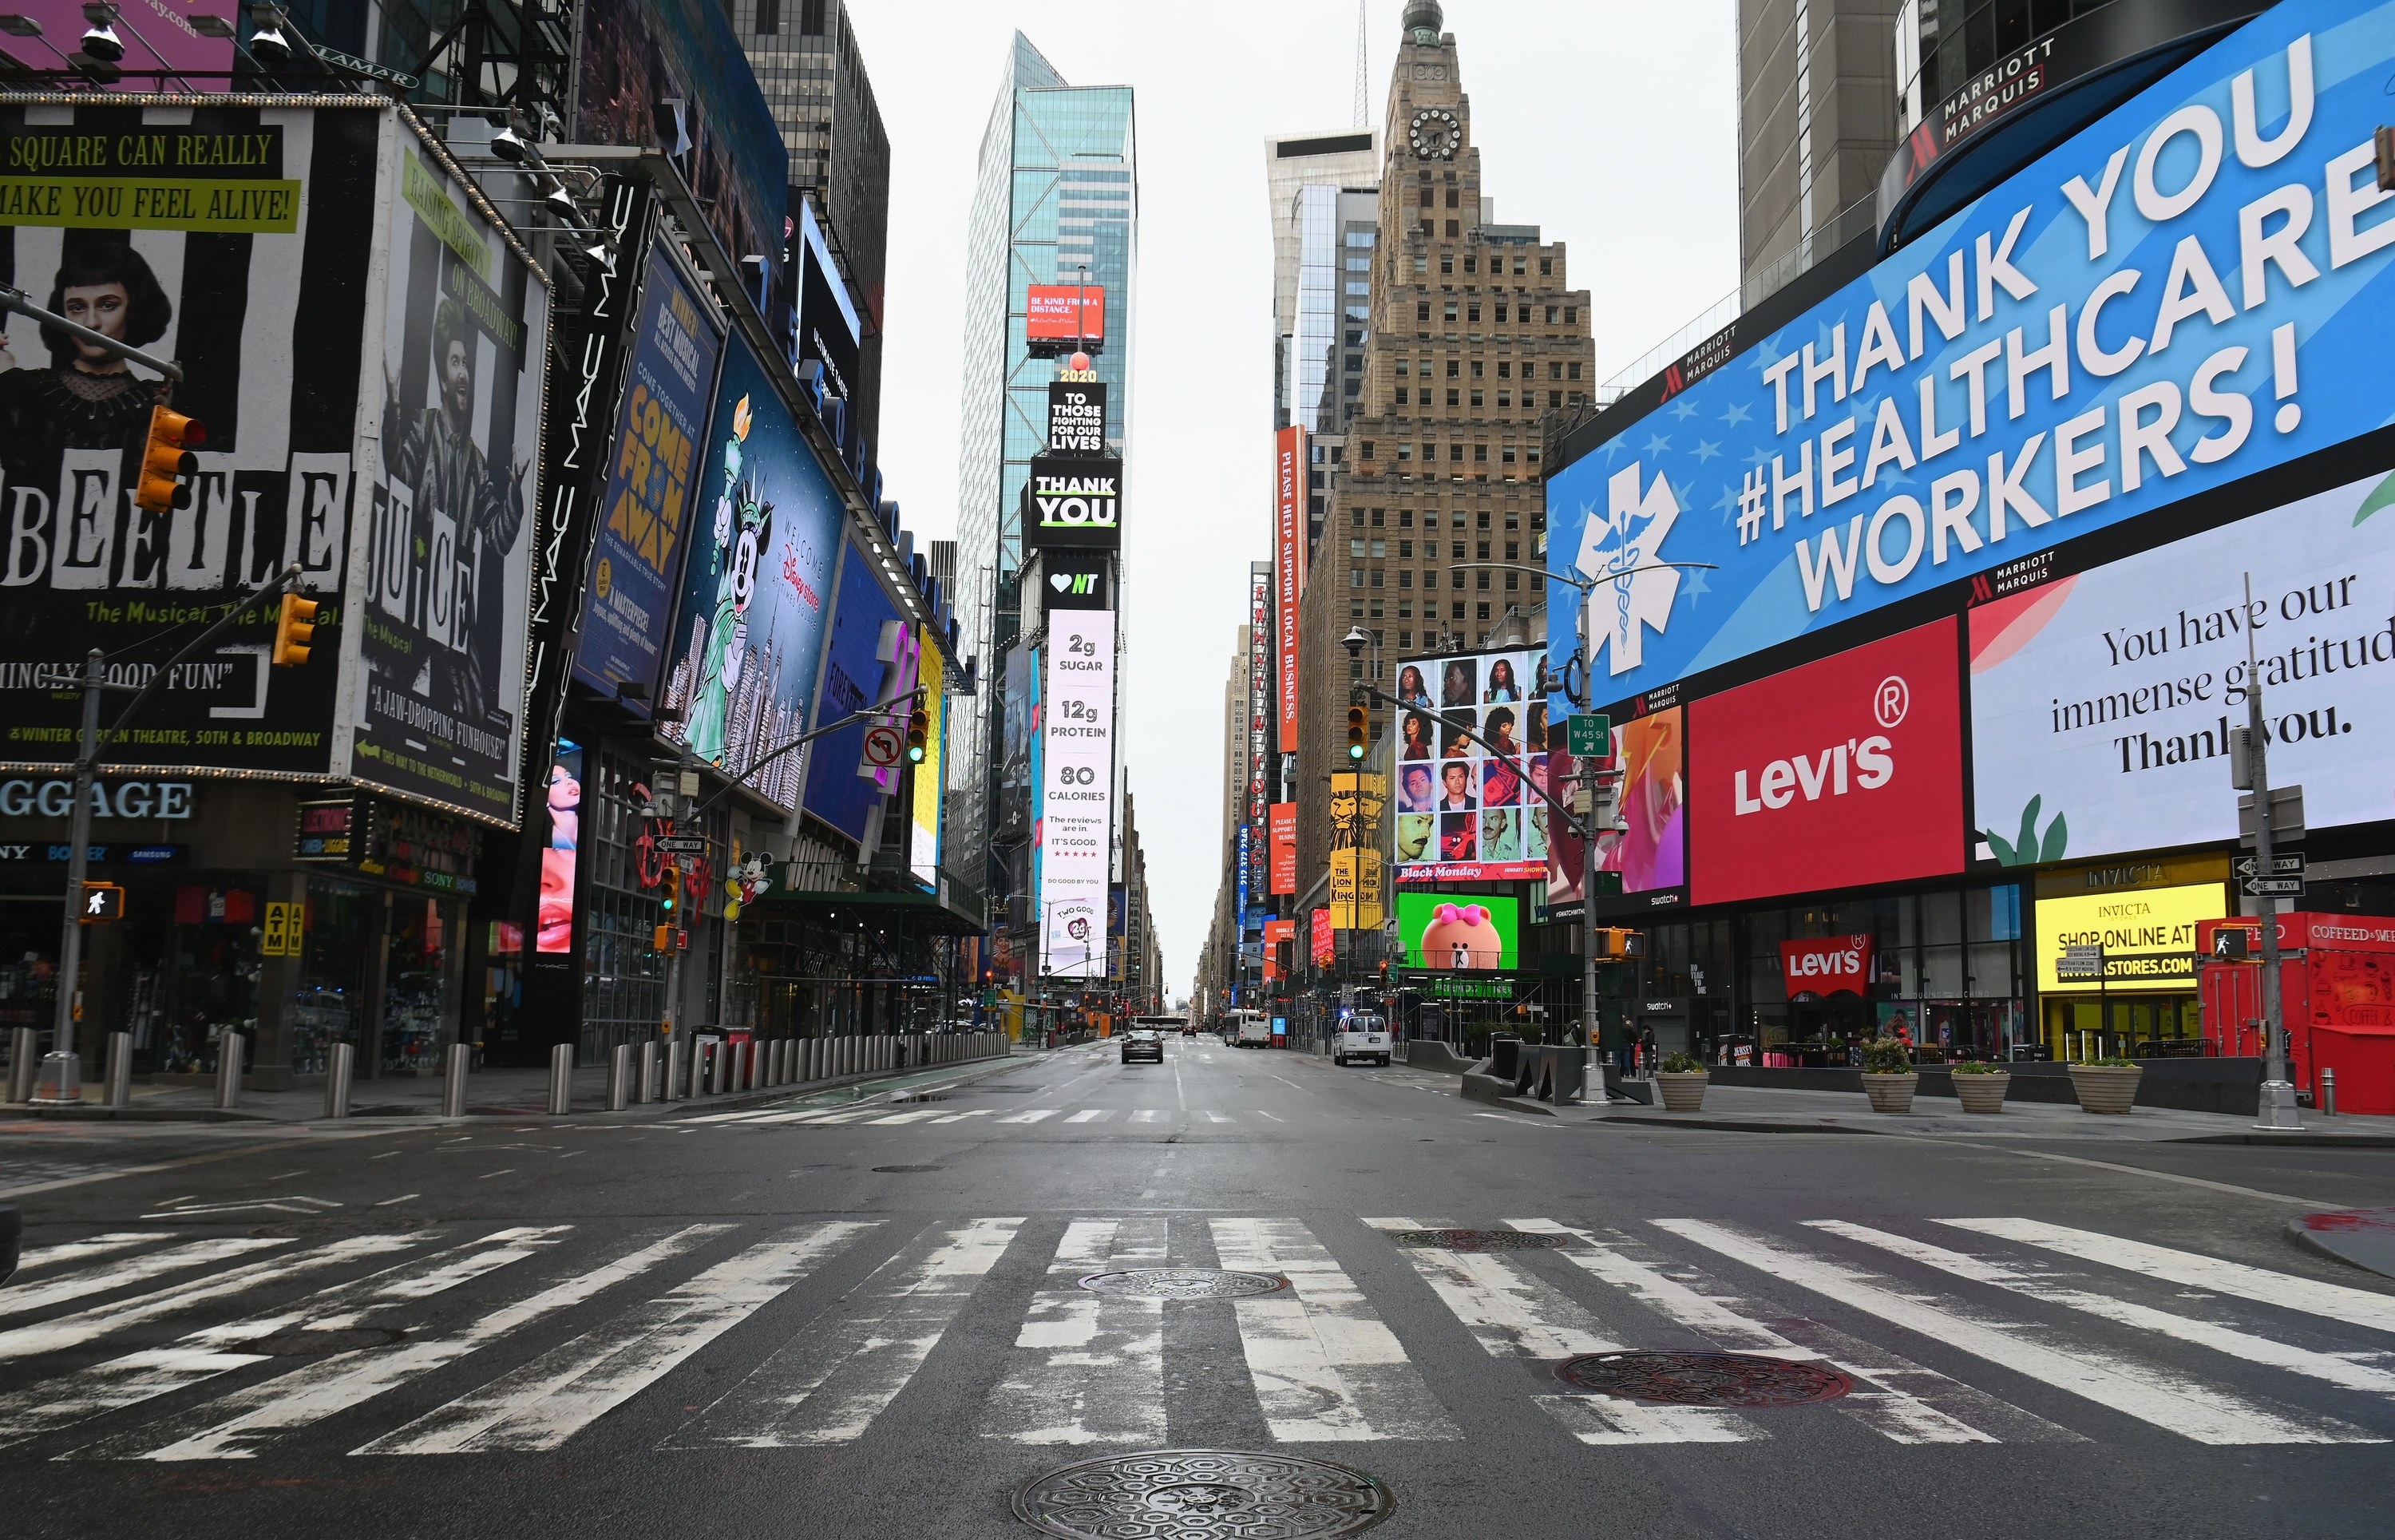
2235,853,2306,880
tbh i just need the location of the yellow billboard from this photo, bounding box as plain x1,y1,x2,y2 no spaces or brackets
2036,882,2225,993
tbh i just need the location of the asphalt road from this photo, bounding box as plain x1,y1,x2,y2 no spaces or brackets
2,1036,2392,1539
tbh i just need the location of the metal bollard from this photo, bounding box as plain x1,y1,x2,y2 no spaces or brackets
804,1037,820,1081
440,1040,469,1118
708,1039,728,1095
635,1040,656,1104
2322,1067,2338,1118
215,1033,245,1110
608,1043,632,1111
664,1038,686,1102
7,1025,35,1103
323,1041,354,1119
548,1043,574,1115
774,1039,789,1085
105,1031,133,1110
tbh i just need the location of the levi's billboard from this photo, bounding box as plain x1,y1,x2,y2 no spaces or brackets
1689,619,1964,905
1781,935,1874,997
1547,0,2395,709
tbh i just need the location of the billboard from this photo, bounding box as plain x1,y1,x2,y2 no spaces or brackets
1040,608,1116,977
352,133,550,825
1548,3,2395,707
1328,771,1387,930
1396,891,1521,971
0,101,375,776
1391,644,1546,883
1275,426,1306,746
802,536,917,847
1579,703,1687,915
2037,881,2225,992
910,631,944,889
656,337,842,813
1246,568,1270,902
575,232,723,704
1027,283,1105,344
1690,618,1965,906
794,196,861,406
1971,465,2395,865
538,742,583,956
1269,801,1296,894
1047,382,1108,454
1026,453,1122,549
1262,916,1296,984
1311,906,1334,965
1039,550,1110,612
2,3,235,87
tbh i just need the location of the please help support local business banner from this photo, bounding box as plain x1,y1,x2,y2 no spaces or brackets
1547,0,2395,703
1040,608,1116,979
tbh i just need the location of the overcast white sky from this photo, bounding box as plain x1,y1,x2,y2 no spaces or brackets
845,0,1739,996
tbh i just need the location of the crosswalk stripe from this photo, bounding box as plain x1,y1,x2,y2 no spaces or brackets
359,1221,877,1455
980,1218,1166,1446
865,1110,946,1126
1000,1110,1058,1124
0,1230,568,1450
14,1234,172,1273
668,1218,1022,1447
1366,1216,1760,1444
0,1234,423,1364
1202,1111,1230,1124
1128,1110,1161,1123
929,1109,994,1124
1941,1218,2395,1337
1656,1219,2382,1445
70,1226,734,1463
679,1110,775,1125
1506,1218,2060,1445
1063,1110,1106,1124
0,1237,291,1320
1814,1221,2395,1400
1211,1217,1456,1443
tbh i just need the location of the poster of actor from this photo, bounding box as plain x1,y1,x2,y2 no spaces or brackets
353,141,550,825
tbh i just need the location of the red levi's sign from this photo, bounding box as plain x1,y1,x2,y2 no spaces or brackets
1781,934,1874,997
1690,617,1964,906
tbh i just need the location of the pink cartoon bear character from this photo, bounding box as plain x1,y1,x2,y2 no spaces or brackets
1418,902,1502,969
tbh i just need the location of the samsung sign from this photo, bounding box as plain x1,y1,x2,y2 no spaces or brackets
1549,0,2395,702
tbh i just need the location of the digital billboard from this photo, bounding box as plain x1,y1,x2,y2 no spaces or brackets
1391,644,1547,883
2,3,235,88
794,197,861,407
656,337,841,814
802,537,917,847
575,232,723,704
1689,619,1965,906
1971,465,2395,865
1027,283,1105,345
1026,454,1122,549
1039,550,1110,612
1040,608,1115,978
0,101,375,778
1548,4,2395,708
1276,426,1306,747
1396,892,1521,972
1047,382,1108,454
2037,881,2226,992
1581,703,1687,915
910,631,945,889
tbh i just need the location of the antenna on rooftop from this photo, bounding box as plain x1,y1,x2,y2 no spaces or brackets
1352,0,1368,129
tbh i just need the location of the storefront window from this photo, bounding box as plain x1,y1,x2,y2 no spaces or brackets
382,896,450,1073
292,878,374,1075
157,885,263,1074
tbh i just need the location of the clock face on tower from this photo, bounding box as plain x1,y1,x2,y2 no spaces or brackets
1407,108,1459,161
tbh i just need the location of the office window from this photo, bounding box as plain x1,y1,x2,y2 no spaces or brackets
1441,255,1454,274
1497,391,1510,409
1549,362,1563,379
1446,220,1459,236
1446,388,1459,406
1471,361,1484,378
1467,303,1480,323
1545,306,1558,324
1501,443,1516,461
1463,255,1477,273
1475,569,1490,590
1396,442,1412,460
1478,513,1491,530
1416,302,1431,322
1395,387,1408,406
754,0,779,31
1349,509,1364,527
1350,539,1364,558
1449,443,1464,462
1443,301,1458,322
1514,257,1527,275
1370,509,1384,529
1447,359,1460,378
1419,187,1435,207
1398,539,1413,557
1398,509,1413,528
1395,358,1410,376
1540,258,1553,275
1414,255,1429,278
1549,390,1562,406
1445,188,1459,208
1477,603,1490,620
1568,362,1583,380
1399,630,1413,648
1470,390,1483,407
1423,569,1437,589
1565,307,1578,323
1361,441,1375,460
1474,444,1488,461
1505,538,1518,556
1370,568,1384,588
1505,571,1519,590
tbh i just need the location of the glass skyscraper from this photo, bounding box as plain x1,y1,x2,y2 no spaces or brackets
950,34,1137,909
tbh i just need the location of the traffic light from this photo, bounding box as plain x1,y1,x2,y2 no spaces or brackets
135,405,204,513
80,881,125,922
906,701,929,762
659,862,681,916
1591,927,1648,960
271,592,319,667
1345,706,1368,761
2211,925,2254,961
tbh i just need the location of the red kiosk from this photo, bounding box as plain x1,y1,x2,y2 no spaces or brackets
2197,914,2395,1115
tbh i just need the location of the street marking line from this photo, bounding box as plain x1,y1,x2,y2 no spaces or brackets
1127,1110,1162,1124
1000,1110,1059,1125
929,1109,996,1125
1977,1147,2339,1209
71,1226,734,1462
1508,1218,2065,1446
0,1137,400,1200
865,1110,945,1126
1202,1111,1230,1125
1211,1217,1456,1443
1655,1219,2381,1446
1940,1218,2395,1337
13,1233,171,1273
359,1221,877,1455
667,1219,1022,1447
1254,1111,1284,1122
1813,1221,2395,1399
980,1217,1166,1447
374,1194,419,1207
0,1238,288,1320
1064,1110,1107,1124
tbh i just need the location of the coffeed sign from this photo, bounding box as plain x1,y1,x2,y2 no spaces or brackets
1026,453,1122,550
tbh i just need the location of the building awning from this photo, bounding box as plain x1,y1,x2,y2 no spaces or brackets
754,882,984,936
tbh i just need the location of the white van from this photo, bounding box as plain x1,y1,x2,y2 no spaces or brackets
1333,1013,1390,1067
1227,1010,1271,1048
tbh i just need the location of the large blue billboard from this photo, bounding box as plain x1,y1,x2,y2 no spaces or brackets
802,538,920,846
1549,0,2395,706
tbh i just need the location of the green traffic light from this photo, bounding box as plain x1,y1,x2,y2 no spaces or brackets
1348,744,1365,760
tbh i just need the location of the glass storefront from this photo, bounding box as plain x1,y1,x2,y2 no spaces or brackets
382,895,451,1074
293,879,376,1077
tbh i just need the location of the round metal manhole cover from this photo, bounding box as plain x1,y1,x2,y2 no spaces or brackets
243,1327,407,1356
1013,1449,1393,1540
1079,1268,1287,1299
1388,1229,1566,1253
872,1165,945,1173
1554,1351,1853,1407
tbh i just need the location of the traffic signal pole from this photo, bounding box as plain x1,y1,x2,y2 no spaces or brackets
2242,573,2299,1130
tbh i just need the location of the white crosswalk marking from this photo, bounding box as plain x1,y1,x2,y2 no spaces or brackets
69,1227,733,1462
14,1233,172,1273
1128,1110,1162,1123
1656,1219,2383,1445
1063,1110,1107,1124
1506,1218,2065,1445
1814,1221,2395,1399
1942,1218,2395,1336
1211,1217,1455,1442
1365,1217,1761,1444
359,1222,875,1455
1000,1109,1058,1124
980,1219,1166,1445
668,1218,1021,1447
0,1230,568,1450
0,1237,291,1320
929,1108,995,1125
865,1110,946,1126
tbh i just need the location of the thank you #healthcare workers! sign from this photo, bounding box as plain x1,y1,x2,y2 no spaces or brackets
1548,0,2395,702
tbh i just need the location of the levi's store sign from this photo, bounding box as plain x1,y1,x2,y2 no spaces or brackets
1690,618,1964,905
1781,934,1873,997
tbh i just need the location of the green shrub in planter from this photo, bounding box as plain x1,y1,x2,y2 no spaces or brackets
1655,1053,1708,1111
1951,1060,2002,1074
1950,1058,2010,1112
1859,1037,1914,1075
1660,1052,1707,1075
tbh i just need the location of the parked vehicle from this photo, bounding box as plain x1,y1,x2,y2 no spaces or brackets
1333,1012,1391,1067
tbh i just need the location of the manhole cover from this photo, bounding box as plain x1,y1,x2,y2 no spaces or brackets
1554,1351,1852,1407
1388,1229,1566,1252
1013,1449,1392,1539
872,1164,944,1173
243,1327,407,1356
1078,1268,1286,1299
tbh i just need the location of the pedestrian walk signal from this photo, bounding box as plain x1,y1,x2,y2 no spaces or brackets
272,592,319,667
1590,927,1645,960
1346,707,1368,761
80,881,124,922
135,405,204,513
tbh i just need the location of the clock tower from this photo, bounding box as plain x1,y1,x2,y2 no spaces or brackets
1377,2,1481,249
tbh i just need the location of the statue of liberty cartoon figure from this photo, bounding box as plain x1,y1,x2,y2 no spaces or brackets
686,394,774,765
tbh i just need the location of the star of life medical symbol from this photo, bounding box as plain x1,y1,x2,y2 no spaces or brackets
1579,462,1683,677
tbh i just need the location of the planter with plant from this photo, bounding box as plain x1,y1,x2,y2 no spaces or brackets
1950,1059,2010,1114
1656,1052,1708,1112
1859,1037,1917,1113
2068,1055,2143,1114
